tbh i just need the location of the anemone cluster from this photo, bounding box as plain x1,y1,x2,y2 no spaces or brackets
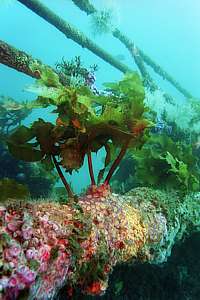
1,186,199,299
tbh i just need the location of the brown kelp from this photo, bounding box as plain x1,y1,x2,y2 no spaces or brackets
7,64,151,197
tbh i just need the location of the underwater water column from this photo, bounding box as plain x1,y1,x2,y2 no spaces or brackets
112,29,193,99
71,0,193,99
17,0,131,74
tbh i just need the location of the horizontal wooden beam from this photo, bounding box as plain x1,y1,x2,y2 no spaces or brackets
17,0,132,74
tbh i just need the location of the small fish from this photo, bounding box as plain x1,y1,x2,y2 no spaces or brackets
153,120,165,133
2,100,23,111
152,118,172,135
71,118,81,129
129,119,152,137
194,137,200,149
16,173,26,180
56,117,67,126
71,118,86,133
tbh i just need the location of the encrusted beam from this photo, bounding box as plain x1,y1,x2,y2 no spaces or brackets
0,40,41,79
17,0,131,74
0,40,67,84
71,0,193,98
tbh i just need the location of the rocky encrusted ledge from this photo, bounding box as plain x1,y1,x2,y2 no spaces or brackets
0,186,199,299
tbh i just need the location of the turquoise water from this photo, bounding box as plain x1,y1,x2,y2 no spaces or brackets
1,0,200,97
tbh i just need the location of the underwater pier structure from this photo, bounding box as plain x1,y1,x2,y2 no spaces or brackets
17,0,192,99
0,57,199,298
0,1,199,299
